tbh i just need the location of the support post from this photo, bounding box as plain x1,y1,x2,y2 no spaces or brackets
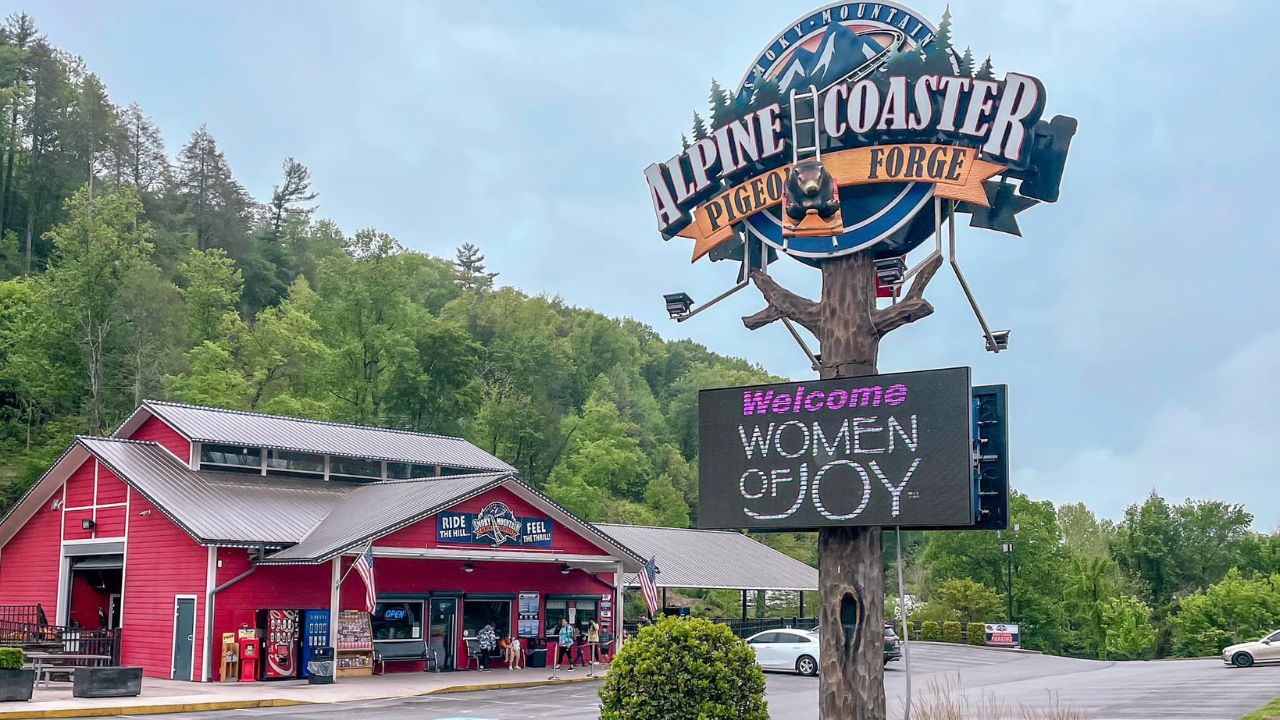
329,557,340,684
661,587,666,611
742,247,943,720
799,591,805,619
896,527,911,720
741,590,748,623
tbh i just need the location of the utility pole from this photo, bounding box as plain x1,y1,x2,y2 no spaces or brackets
1002,540,1013,620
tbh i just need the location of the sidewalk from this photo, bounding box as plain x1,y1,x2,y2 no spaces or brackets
0,667,603,719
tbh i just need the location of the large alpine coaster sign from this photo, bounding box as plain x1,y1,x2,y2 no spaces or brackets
698,367,972,530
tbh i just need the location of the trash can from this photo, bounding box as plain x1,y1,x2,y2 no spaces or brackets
307,646,334,684
526,638,547,668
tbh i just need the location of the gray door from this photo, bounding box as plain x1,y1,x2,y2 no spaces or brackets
172,597,196,680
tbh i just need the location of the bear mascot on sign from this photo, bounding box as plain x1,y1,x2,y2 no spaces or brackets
782,158,842,238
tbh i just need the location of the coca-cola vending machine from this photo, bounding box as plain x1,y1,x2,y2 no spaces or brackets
257,609,300,680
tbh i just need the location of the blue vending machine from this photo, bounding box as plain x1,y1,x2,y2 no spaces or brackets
299,609,331,678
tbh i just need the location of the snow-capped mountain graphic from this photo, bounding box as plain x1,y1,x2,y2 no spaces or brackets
775,23,887,93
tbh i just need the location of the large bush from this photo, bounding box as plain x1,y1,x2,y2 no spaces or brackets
942,621,963,643
1100,595,1157,660
967,622,986,645
599,616,767,720
0,647,23,670
1171,570,1280,657
920,621,941,641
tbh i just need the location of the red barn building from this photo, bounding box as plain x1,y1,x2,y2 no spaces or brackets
0,401,641,682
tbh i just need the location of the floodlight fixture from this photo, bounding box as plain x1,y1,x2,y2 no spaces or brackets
559,563,572,575
81,518,96,531
985,330,1011,353
874,256,907,286
463,561,475,573
663,292,694,320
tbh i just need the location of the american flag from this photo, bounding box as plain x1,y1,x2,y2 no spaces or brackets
353,544,377,613
638,556,659,618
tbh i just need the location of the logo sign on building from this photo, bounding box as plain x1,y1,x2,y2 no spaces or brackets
437,503,554,547
985,623,1020,648
644,2,1075,265
698,367,972,530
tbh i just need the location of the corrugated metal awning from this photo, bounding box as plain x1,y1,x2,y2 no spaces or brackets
71,555,123,570
594,524,818,592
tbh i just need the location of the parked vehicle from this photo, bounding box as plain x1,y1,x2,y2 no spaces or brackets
1222,629,1280,668
745,625,902,676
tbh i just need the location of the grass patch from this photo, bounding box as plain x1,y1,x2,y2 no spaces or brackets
1241,698,1280,720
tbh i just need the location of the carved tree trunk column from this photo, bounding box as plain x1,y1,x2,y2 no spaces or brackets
816,250,886,720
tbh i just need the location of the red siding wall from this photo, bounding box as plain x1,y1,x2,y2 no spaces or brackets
97,466,129,505
379,486,609,556
64,460,96,509
121,494,209,680
0,489,62,612
129,415,191,463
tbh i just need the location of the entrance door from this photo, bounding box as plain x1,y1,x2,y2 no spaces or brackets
429,599,457,671
172,596,196,680
108,594,121,629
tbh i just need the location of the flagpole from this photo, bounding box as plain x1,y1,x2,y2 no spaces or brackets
337,541,373,585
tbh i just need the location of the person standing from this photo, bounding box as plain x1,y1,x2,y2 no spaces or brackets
555,618,575,671
478,622,498,672
586,619,601,666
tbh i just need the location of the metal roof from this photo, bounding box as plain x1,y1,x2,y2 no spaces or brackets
594,523,818,592
136,400,515,473
262,473,510,563
82,437,351,545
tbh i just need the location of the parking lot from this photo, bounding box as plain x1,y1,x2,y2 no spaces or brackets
72,644,1280,720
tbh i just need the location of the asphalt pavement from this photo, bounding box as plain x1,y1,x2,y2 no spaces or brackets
66,644,1280,720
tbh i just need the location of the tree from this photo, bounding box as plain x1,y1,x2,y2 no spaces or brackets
976,56,995,80
958,47,975,76
1100,595,1156,660
599,616,767,720
175,125,252,253
691,111,708,141
66,72,117,191
1170,570,1280,657
927,578,1003,624
642,473,689,527
0,13,38,239
113,102,169,194
453,242,496,292
1058,502,1114,559
933,7,954,51
266,157,317,236
40,187,154,434
708,78,733,127
178,248,242,343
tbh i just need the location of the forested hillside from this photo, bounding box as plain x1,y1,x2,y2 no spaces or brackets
0,13,1277,660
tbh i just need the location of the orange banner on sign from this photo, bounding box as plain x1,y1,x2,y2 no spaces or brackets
680,144,1004,262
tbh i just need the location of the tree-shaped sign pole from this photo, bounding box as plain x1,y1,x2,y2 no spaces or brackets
744,251,942,716
643,5,1075,719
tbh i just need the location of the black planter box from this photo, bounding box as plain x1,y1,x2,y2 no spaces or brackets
72,666,142,698
0,669,35,702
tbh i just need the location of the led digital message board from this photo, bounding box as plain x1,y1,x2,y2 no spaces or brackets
697,367,973,530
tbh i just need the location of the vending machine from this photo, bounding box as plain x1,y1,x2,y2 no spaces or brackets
257,609,300,680
299,609,331,679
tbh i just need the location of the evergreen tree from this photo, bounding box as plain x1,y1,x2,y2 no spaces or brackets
453,242,497,292
934,6,954,51
691,111,708,141
66,72,117,191
976,56,995,80
680,133,689,151
175,125,252,254
748,77,782,112
959,46,975,76
267,157,317,236
708,78,732,128
114,102,169,194
0,13,38,240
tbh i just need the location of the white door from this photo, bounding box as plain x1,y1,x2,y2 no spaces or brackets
776,631,814,669
748,632,780,668
1258,631,1280,662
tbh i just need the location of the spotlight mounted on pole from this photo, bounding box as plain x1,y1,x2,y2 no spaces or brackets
663,292,694,320
985,330,1011,353
873,257,906,286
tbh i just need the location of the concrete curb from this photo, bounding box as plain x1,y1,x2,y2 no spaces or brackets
0,698,311,719
908,641,1043,655
0,675,600,719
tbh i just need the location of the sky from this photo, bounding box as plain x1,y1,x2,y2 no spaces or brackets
14,0,1280,529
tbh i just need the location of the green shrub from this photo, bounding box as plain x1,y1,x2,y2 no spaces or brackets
942,621,962,643
967,622,986,645
599,616,767,720
920,621,941,641
0,647,23,670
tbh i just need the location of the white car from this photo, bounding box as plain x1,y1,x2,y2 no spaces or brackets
1222,629,1280,668
746,629,821,676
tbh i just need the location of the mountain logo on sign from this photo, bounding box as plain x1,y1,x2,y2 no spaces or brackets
472,502,522,545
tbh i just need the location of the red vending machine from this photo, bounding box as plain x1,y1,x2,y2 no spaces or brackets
257,609,300,680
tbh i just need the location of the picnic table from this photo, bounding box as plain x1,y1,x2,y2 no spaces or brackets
24,651,114,687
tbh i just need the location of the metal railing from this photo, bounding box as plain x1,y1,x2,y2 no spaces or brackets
715,617,818,638
0,617,121,665
0,604,44,626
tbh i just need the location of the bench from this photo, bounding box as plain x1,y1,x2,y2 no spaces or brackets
373,640,437,673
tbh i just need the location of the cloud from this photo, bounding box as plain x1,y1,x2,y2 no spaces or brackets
1018,331,1280,530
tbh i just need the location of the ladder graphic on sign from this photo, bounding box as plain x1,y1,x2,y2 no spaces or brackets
789,85,822,164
